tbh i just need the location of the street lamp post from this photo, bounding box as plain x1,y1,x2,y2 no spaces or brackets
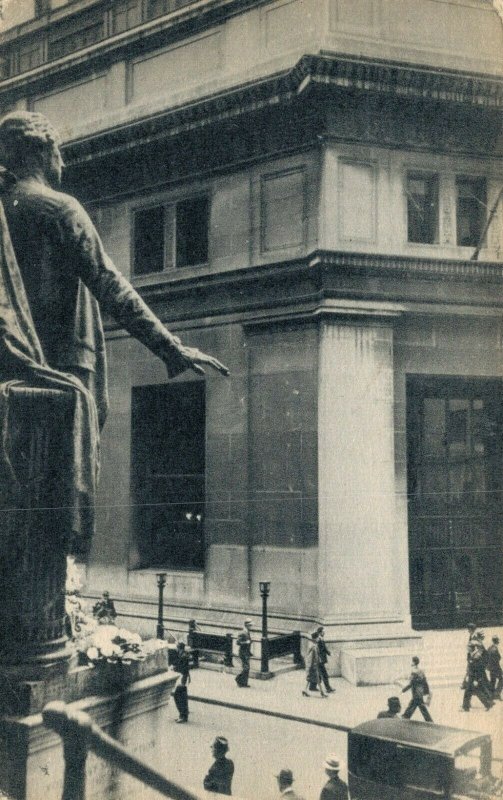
259,581,270,674
156,572,167,640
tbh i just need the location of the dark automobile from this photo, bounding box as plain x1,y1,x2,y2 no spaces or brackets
348,718,502,799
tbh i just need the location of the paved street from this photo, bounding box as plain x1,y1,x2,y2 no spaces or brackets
187,667,503,759
131,666,503,800
161,699,348,800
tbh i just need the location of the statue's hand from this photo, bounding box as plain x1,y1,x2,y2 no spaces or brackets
174,344,230,377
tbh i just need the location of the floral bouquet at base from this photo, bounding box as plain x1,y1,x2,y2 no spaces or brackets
79,625,146,667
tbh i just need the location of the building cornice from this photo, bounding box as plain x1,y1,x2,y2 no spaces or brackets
104,249,503,331
312,249,503,282
61,53,503,165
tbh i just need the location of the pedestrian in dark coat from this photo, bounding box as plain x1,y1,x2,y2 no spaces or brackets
487,636,502,700
302,632,327,697
319,756,349,800
203,737,234,795
402,656,433,722
462,637,494,711
316,627,335,693
172,641,190,723
377,696,401,718
235,619,252,687
461,623,480,689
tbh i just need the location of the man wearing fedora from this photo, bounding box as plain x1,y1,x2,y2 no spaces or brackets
203,737,234,795
402,656,433,722
316,626,335,693
487,636,502,700
276,769,305,800
235,618,253,687
319,756,349,800
377,696,401,718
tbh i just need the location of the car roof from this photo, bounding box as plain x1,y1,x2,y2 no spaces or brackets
350,719,491,757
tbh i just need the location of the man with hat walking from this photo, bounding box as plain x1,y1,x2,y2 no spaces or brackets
276,769,305,800
402,656,433,722
462,634,493,711
319,756,349,800
316,627,335,693
487,636,502,700
235,619,253,687
203,737,234,795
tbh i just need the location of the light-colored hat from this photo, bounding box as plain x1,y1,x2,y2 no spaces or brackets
244,618,253,626
324,755,343,773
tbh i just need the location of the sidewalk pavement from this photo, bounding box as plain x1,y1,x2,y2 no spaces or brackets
188,666,503,759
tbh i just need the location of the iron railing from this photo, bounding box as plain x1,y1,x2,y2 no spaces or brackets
43,701,212,800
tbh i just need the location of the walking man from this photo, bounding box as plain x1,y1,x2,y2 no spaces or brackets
487,636,502,700
172,641,190,723
402,656,433,722
276,769,305,800
317,627,335,693
319,756,349,800
462,640,494,711
203,737,234,795
235,618,252,687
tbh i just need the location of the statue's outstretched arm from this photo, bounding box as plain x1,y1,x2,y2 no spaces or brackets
63,203,229,378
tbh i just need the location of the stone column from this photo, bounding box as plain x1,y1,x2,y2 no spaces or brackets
318,317,406,625
0,387,73,696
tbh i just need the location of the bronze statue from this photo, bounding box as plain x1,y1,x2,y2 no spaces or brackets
0,111,227,686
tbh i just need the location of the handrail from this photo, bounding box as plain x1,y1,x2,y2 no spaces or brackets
43,701,205,800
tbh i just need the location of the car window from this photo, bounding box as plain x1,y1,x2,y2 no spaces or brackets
398,747,446,793
350,738,401,787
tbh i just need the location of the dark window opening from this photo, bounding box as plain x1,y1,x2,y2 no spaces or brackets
133,205,165,276
456,177,487,247
176,196,209,268
407,173,439,244
131,382,205,570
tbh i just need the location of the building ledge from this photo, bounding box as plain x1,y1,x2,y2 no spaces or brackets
57,52,503,166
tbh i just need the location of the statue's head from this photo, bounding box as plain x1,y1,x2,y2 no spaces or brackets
0,111,64,186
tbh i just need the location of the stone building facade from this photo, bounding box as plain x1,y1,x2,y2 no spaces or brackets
0,0,502,672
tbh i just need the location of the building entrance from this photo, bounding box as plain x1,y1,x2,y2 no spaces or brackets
407,376,503,629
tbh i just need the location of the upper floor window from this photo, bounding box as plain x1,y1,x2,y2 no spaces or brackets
48,9,104,61
133,195,210,276
456,177,487,247
19,39,43,72
407,173,439,245
113,0,142,35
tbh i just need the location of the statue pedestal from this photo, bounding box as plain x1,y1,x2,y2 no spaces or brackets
0,387,75,703
0,665,177,800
